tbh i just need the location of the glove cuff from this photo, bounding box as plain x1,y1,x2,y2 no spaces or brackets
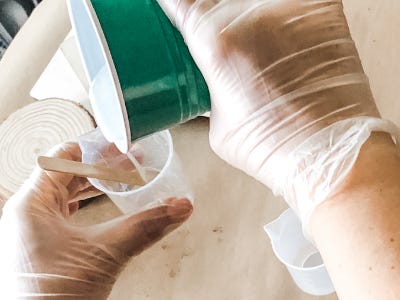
268,117,400,242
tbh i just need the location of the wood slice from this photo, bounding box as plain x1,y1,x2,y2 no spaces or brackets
0,98,95,201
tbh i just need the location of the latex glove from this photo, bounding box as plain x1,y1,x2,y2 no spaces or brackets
0,142,193,299
157,0,399,234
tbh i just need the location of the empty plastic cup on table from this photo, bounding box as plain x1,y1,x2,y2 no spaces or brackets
264,209,335,296
79,129,193,214
68,0,210,154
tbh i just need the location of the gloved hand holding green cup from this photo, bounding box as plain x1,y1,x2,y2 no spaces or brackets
157,0,399,235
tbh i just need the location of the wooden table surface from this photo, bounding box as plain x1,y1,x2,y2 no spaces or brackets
0,0,399,299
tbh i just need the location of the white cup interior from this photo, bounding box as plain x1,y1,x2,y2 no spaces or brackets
303,252,324,268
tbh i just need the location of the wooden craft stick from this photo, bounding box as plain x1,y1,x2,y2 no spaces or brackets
37,156,146,186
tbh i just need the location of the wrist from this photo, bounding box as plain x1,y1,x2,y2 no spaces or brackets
257,117,400,240
310,131,399,230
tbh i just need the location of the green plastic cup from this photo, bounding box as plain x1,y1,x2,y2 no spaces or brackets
68,0,210,153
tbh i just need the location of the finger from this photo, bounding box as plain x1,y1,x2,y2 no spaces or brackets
20,142,84,209
91,198,193,259
67,176,92,198
34,141,83,188
68,201,80,216
70,186,103,203
128,143,144,165
94,142,143,171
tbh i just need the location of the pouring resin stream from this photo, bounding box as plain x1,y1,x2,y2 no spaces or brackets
67,0,210,153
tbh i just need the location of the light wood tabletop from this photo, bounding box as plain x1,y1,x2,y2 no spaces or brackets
0,0,399,299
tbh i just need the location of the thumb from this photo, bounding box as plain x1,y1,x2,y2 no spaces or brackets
92,198,193,258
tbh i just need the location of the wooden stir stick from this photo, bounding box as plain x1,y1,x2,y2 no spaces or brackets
37,156,146,186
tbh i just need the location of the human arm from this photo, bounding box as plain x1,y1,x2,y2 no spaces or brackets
156,0,400,298
311,132,400,300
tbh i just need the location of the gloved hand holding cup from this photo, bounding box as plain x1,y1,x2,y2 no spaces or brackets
157,0,400,237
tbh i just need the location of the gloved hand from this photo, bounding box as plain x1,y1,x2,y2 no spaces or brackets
157,0,399,235
0,142,192,299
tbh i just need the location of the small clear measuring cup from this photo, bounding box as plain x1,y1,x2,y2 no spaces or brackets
264,209,335,296
79,128,193,213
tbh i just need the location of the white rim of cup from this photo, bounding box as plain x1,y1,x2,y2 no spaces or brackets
89,130,173,196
